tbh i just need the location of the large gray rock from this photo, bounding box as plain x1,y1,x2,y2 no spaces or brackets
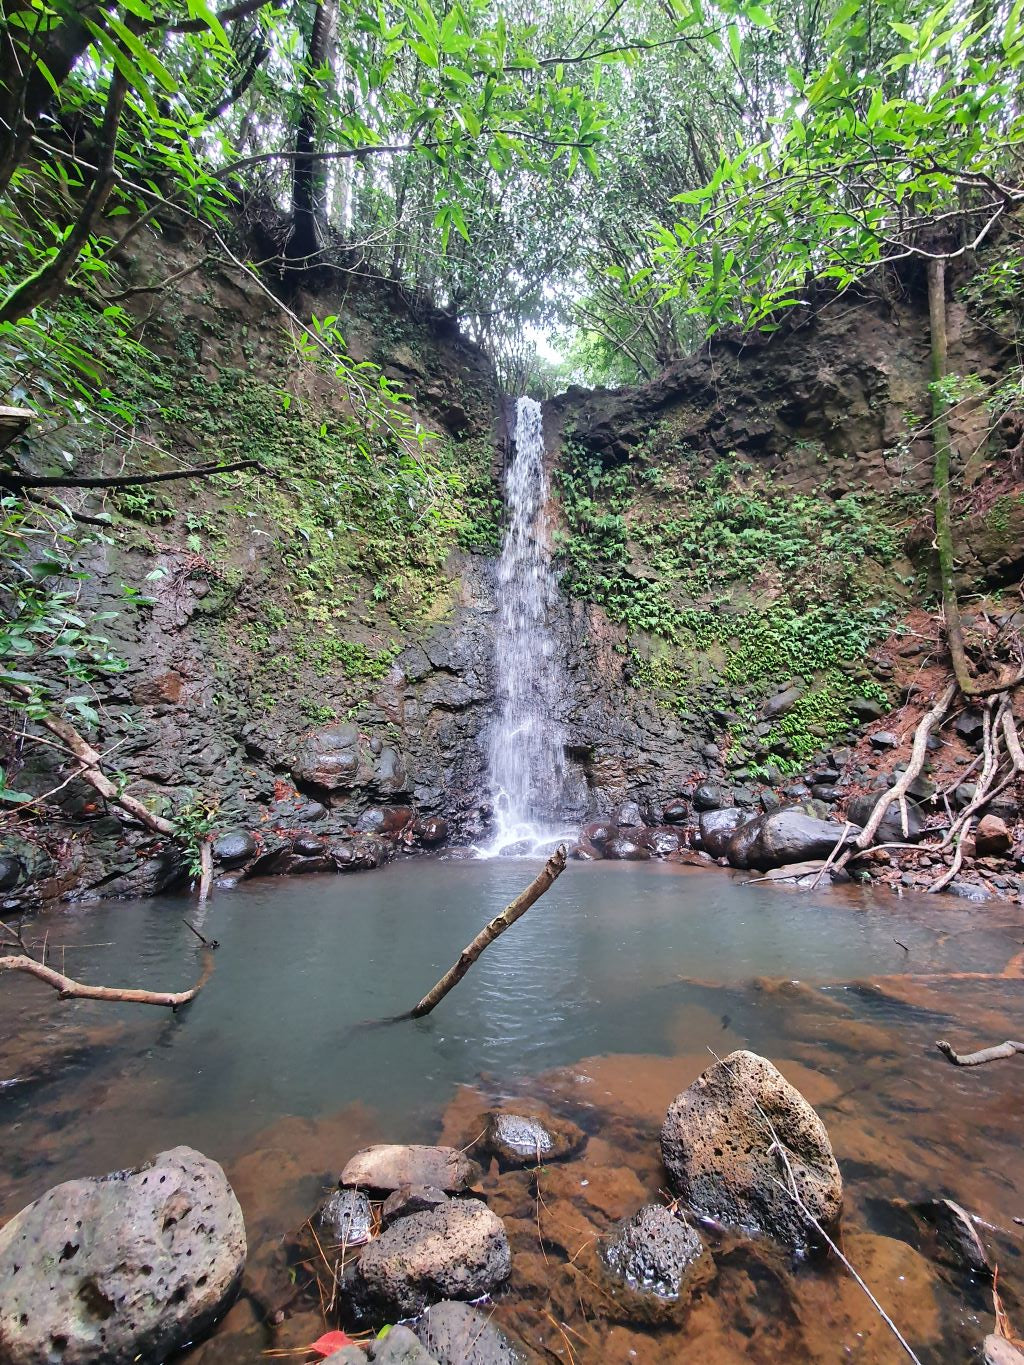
603,1204,706,1300
413,1300,526,1364
351,1199,510,1317
341,1145,481,1194
698,807,751,859
0,1146,246,1365
660,1050,842,1253
845,793,924,843
726,809,860,870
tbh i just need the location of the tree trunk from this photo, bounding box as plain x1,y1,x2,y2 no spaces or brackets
286,0,338,265
928,258,978,697
0,51,129,323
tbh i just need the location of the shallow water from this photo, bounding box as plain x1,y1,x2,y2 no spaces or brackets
2,858,1023,1361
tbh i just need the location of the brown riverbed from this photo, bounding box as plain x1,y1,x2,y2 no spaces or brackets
1,860,1022,1361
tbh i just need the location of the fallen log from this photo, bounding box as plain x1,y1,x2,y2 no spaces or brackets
0,946,214,1010
402,845,568,1019
936,1039,1024,1066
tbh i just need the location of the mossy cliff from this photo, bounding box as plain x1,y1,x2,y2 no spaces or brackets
3,241,1023,905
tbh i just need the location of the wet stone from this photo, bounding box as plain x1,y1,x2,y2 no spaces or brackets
349,1198,510,1318
484,1110,585,1167
660,1049,842,1254
317,1187,373,1246
603,1204,706,1300
341,1144,482,1194
212,831,257,867
693,783,723,811
380,1185,450,1228
412,1300,526,1365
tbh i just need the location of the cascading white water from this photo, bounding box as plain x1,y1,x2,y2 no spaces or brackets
479,396,572,857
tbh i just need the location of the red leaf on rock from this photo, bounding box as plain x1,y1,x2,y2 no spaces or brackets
309,1330,355,1356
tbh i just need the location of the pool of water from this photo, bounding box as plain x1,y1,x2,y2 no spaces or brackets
2,858,1023,1361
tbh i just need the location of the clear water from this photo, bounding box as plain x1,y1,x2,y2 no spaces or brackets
482,397,574,856
3,860,1024,1362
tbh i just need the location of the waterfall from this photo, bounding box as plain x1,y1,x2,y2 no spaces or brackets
479,396,572,857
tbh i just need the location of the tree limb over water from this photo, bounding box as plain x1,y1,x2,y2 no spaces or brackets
0,946,214,1010
401,845,568,1020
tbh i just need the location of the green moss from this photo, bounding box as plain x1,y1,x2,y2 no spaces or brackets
555,434,909,757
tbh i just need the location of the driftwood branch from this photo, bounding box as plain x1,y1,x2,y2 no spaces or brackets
403,845,568,1019
0,946,214,1009
936,1039,1024,1066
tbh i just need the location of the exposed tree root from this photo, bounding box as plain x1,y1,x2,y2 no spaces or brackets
935,1039,1024,1066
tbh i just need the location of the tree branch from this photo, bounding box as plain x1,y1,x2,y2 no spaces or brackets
1,458,263,491
0,946,214,1009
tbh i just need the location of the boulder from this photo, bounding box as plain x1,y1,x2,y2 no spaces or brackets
0,853,23,890
693,784,723,811
698,808,750,859
358,807,413,836
211,831,257,867
660,1050,842,1253
845,794,925,843
484,1111,585,1167
414,817,448,847
603,1204,707,1300
412,1300,526,1365
293,723,361,791
0,1146,246,1365
351,1199,510,1317
850,697,885,721
956,708,986,744
945,879,992,902
662,799,690,825
614,801,644,827
976,814,1011,857
726,809,860,871
756,860,850,888
764,686,803,719
604,836,650,861
316,1188,373,1246
870,731,899,750
584,821,615,846
341,1145,481,1195
639,827,683,856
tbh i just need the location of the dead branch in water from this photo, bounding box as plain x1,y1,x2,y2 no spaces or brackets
0,946,214,1009
936,1039,1024,1066
401,845,568,1019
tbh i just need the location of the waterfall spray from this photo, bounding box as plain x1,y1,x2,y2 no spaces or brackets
479,396,572,857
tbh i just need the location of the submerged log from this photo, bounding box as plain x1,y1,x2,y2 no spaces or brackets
403,845,568,1019
0,946,214,1010
936,1039,1024,1067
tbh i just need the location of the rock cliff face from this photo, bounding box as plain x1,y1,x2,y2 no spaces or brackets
3,245,1022,905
